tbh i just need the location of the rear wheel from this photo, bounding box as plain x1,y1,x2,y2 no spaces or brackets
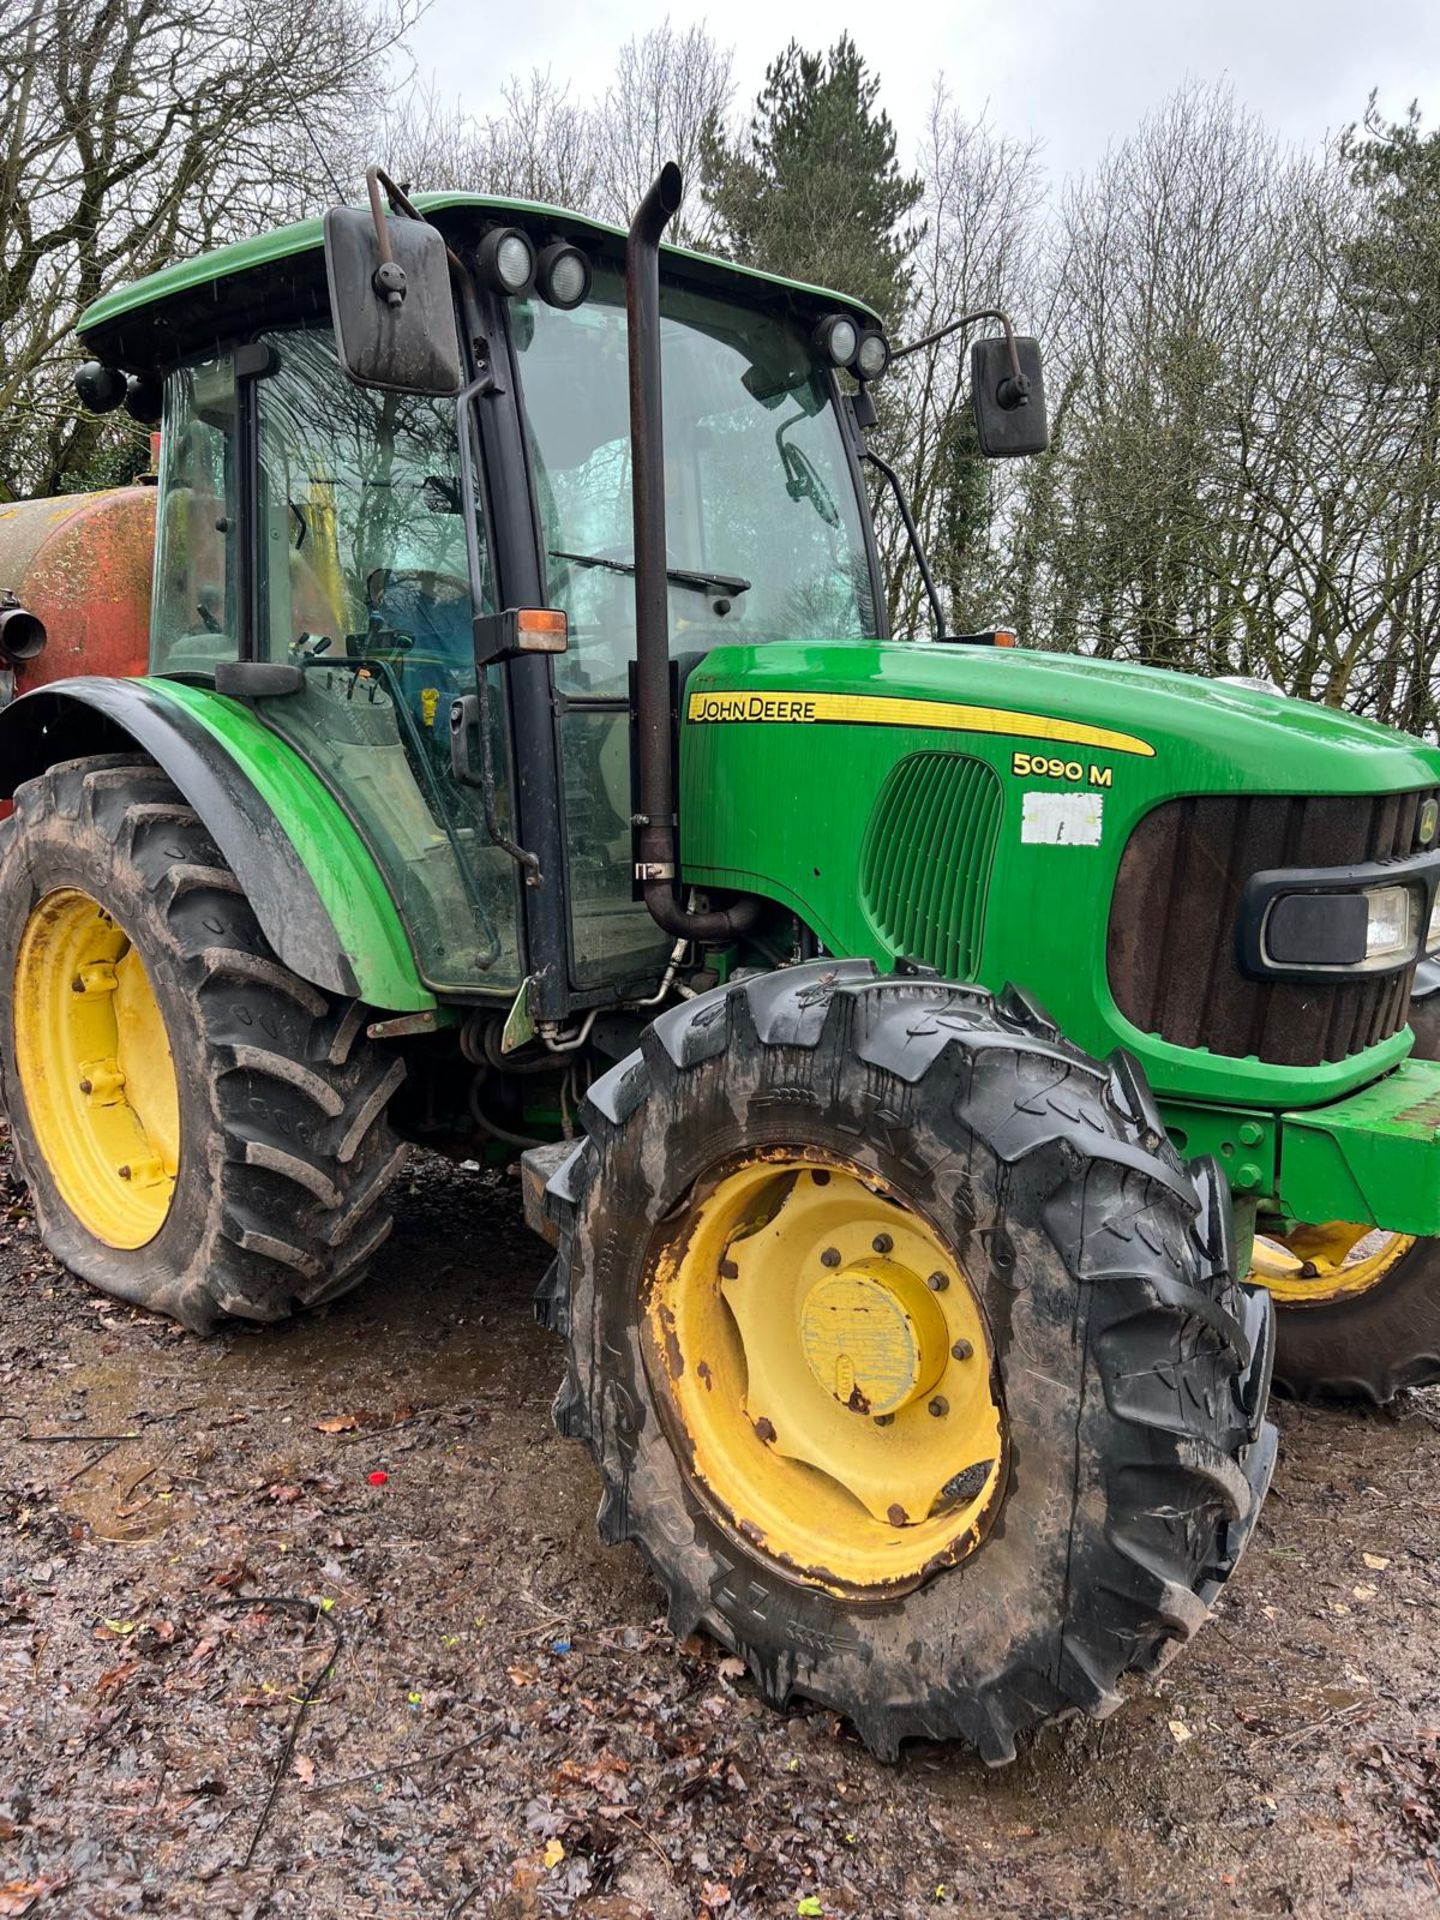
540,962,1276,1761
0,755,408,1331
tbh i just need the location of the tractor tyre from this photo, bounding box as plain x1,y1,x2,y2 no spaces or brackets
1263,991,1440,1403
538,961,1276,1762
0,754,407,1332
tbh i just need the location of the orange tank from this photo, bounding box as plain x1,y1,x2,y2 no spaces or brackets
0,486,155,696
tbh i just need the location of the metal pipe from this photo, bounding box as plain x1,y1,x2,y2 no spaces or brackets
625,164,762,945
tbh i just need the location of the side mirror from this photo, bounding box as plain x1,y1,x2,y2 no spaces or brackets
970,334,1048,458
323,204,461,397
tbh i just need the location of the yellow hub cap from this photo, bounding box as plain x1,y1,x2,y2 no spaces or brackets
644,1157,1006,1594
1250,1220,1415,1306
14,888,179,1249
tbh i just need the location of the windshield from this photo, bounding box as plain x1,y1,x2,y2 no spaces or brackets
513,263,879,696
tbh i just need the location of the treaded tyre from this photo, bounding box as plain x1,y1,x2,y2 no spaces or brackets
540,961,1276,1762
0,754,408,1332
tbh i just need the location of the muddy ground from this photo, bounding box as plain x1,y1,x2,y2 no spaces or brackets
2,1138,1438,1920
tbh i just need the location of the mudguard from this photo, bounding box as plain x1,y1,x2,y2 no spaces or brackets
0,676,433,1012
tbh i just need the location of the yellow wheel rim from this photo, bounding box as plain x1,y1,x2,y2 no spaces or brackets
14,888,179,1249
1249,1220,1415,1306
643,1155,1006,1595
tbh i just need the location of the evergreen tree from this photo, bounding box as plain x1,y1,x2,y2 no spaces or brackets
701,36,923,323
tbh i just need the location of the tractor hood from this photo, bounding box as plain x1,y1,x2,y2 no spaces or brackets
678,639,1440,1113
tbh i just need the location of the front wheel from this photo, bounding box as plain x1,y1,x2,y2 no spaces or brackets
540,962,1276,1762
1257,1223,1440,1402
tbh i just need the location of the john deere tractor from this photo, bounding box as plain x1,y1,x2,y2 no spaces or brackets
3,162,1438,1761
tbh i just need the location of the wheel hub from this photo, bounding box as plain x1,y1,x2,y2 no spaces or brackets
798,1261,948,1416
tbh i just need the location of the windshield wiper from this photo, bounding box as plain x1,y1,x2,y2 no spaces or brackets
550,549,751,599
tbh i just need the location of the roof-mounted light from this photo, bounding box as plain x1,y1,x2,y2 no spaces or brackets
814,313,859,369
854,328,890,382
477,227,537,298
537,241,591,311
74,362,127,414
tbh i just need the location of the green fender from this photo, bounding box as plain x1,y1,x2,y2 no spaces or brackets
0,676,432,1013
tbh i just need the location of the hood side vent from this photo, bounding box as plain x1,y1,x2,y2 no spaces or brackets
860,752,1002,980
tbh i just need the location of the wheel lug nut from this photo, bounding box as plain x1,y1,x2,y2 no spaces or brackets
117,1165,132,1181
951,1339,973,1361
720,1258,738,1279
927,1271,949,1292
78,1079,92,1095
928,1396,949,1418
874,1413,894,1427
872,1232,893,1254
820,1247,842,1268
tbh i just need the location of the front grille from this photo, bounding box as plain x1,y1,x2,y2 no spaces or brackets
1108,790,1438,1066
861,752,1002,978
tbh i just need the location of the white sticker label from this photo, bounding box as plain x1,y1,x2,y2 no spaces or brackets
1021,791,1104,846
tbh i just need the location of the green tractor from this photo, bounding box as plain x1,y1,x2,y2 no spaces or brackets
3,162,1437,1761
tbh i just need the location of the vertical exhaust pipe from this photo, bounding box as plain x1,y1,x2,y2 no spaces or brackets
626,164,759,944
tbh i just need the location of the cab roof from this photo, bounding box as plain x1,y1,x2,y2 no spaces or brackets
77,191,881,372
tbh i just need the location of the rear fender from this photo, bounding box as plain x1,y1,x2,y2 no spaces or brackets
0,676,433,1013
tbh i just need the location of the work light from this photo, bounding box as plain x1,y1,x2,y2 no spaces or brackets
814,313,859,369
854,329,890,381
537,242,591,311
478,227,537,298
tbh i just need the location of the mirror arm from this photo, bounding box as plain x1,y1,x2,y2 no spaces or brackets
861,447,946,643
893,308,1031,405
363,164,442,311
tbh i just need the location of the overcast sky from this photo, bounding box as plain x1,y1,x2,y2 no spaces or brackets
407,0,1440,188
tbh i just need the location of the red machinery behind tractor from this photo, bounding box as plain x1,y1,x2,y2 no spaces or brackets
0,487,155,715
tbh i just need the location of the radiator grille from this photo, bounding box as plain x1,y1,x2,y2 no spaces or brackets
1107,789,1438,1067
861,753,1002,979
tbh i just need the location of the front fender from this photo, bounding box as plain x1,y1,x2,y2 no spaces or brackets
0,676,433,1012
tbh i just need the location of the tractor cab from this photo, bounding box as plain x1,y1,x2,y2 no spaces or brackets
72,186,893,1017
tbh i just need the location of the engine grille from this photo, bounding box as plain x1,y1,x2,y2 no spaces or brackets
861,752,1002,979
1107,789,1439,1067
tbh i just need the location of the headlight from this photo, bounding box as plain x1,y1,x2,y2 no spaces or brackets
1363,884,1418,963
477,226,536,297
1261,883,1420,972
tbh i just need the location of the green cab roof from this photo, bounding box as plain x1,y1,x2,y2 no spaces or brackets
78,191,880,369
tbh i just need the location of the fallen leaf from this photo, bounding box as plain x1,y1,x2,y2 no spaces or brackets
95,1661,139,1698
292,1755,316,1785
543,1839,565,1869
717,1656,746,1681
1363,1553,1391,1571
101,1618,138,1636
702,1884,732,1909
313,1415,359,1434
0,1879,65,1916
796,1900,824,1918
1168,1719,1192,1744
1352,1584,1378,1601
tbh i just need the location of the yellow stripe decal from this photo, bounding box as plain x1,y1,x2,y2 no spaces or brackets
686,689,1154,758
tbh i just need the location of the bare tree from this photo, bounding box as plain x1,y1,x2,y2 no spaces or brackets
593,23,734,244
0,0,418,500
871,87,1045,636
381,70,601,211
